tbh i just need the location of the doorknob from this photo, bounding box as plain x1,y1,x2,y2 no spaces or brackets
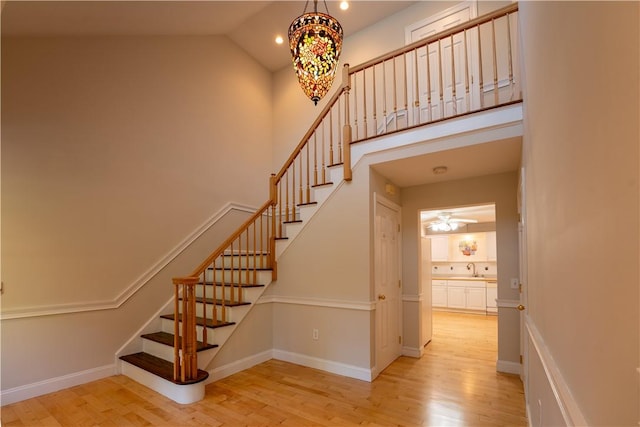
378,294,386,300
517,304,525,311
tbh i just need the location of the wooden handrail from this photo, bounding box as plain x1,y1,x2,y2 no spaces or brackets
349,3,518,74
190,198,274,277
274,86,347,183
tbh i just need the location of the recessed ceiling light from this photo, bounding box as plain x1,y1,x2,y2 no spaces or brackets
433,166,448,175
340,1,349,11
275,35,284,45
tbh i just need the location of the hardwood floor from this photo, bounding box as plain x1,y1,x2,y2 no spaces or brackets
2,312,527,426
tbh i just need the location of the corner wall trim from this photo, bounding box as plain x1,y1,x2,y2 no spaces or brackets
273,349,373,382
0,202,257,320
1,364,115,406
526,316,587,426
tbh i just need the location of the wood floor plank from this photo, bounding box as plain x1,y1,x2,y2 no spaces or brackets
2,312,526,426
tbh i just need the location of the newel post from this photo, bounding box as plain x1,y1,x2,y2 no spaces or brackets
172,276,200,382
342,64,353,182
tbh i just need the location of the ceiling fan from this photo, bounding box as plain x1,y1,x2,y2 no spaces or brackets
424,212,478,232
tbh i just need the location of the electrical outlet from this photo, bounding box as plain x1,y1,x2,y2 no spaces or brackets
510,278,519,289
312,329,319,340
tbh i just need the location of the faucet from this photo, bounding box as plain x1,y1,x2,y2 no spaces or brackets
466,262,477,277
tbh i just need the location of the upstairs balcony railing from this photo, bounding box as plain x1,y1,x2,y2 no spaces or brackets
172,3,521,382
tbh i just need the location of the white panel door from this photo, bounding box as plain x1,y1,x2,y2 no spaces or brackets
406,1,480,122
374,196,402,373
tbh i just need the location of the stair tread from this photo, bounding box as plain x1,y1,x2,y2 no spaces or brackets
141,331,218,351
208,267,272,271
283,220,303,224
120,352,208,385
298,201,318,207
222,252,270,256
161,314,236,329
312,182,333,188
179,297,251,307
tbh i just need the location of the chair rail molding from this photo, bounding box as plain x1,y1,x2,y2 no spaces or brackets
1,202,258,320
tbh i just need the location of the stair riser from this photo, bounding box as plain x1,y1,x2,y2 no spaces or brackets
175,302,246,323
219,255,271,270
140,337,219,370
194,285,264,303
204,269,268,284
142,338,176,362
160,318,234,345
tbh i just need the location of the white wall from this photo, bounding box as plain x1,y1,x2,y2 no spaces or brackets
519,1,639,425
264,159,374,374
1,35,272,390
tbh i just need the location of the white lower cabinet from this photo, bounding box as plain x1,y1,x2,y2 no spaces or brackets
432,280,448,307
436,280,487,312
446,284,467,309
466,286,487,310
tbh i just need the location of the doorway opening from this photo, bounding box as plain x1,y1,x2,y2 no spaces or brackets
419,203,497,353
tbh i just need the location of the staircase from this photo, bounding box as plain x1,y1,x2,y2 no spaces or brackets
117,3,521,405
118,167,344,404
118,253,273,403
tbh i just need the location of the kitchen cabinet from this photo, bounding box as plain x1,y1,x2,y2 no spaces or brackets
430,236,449,261
486,231,497,261
446,280,487,311
432,280,447,307
446,284,467,309
466,286,487,310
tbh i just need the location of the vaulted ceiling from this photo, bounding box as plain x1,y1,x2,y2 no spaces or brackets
1,1,417,71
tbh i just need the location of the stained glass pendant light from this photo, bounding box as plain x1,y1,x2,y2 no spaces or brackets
288,0,343,105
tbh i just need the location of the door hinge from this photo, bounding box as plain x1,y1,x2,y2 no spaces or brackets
519,283,522,293
399,336,402,344
397,223,400,232
398,279,401,288
520,355,523,364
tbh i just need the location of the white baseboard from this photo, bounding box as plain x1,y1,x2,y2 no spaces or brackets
272,349,373,382
496,359,521,375
206,350,273,383
402,346,423,358
1,364,115,406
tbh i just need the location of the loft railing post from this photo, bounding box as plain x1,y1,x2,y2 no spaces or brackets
342,64,352,182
